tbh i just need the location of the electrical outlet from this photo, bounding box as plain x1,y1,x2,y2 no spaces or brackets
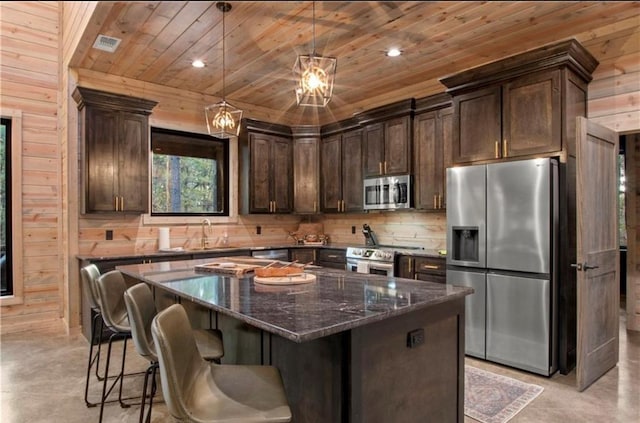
256,225,262,235
105,229,113,240
407,328,425,348
351,225,356,234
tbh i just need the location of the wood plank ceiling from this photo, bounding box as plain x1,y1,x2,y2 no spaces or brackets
70,1,640,126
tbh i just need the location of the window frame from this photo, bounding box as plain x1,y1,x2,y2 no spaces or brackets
0,109,24,306
1,117,13,297
143,125,238,225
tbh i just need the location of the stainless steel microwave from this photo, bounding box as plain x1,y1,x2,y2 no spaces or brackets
363,174,411,211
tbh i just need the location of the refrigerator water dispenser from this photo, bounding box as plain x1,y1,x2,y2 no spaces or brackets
452,227,479,262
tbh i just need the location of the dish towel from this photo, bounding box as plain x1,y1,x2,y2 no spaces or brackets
357,261,370,273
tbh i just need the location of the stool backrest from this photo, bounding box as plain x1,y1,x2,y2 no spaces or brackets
124,283,158,361
151,304,205,420
80,264,101,311
96,270,130,333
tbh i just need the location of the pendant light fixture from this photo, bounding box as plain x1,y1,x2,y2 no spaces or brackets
205,2,243,138
293,1,337,107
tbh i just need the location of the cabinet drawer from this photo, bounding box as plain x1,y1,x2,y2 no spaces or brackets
414,257,446,275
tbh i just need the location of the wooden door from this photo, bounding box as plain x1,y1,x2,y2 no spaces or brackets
452,86,501,163
271,135,293,213
503,69,562,158
341,129,363,212
293,137,319,214
575,117,619,391
384,116,410,175
119,111,149,213
363,123,384,177
320,134,342,212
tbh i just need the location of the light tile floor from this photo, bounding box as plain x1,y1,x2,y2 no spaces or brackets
1,307,638,423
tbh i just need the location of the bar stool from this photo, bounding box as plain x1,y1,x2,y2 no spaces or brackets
95,270,137,423
152,304,292,422
124,282,225,423
81,264,104,407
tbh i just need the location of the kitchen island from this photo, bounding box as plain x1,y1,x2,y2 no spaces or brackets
117,257,472,423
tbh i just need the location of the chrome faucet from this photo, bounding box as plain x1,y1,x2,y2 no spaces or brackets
201,218,212,249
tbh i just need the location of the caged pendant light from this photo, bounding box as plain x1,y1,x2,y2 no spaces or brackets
293,1,337,107
205,2,243,138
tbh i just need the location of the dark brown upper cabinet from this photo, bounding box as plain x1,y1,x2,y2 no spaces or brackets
441,39,598,165
320,121,363,213
413,94,453,211
240,119,293,214
359,99,414,177
292,126,320,214
73,87,157,214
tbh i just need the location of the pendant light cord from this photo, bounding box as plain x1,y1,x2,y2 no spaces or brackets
221,6,226,101
312,1,316,55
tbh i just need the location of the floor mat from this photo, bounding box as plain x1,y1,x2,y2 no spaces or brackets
465,365,543,423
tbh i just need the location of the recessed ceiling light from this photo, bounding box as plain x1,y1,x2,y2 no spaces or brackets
192,59,206,68
386,48,402,57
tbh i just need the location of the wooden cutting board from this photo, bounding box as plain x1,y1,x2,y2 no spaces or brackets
254,273,317,285
194,262,261,276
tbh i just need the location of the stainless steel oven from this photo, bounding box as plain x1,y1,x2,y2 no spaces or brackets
363,174,411,211
345,247,395,277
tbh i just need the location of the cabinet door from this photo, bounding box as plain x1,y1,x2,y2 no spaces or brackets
119,112,149,213
384,116,410,175
414,108,451,211
413,111,439,210
503,69,562,157
249,133,272,213
440,107,453,208
363,123,384,177
453,86,501,163
293,137,319,213
396,255,414,279
320,134,342,212
341,129,363,212
271,136,293,213
86,107,119,212
290,248,316,264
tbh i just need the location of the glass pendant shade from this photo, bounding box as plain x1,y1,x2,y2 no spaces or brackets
205,2,242,139
205,100,243,138
294,53,337,107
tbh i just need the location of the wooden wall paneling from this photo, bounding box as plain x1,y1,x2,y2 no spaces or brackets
0,1,62,334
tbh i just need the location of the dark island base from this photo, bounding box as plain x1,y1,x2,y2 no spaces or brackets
240,298,465,423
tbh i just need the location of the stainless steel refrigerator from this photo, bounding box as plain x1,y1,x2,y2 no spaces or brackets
446,158,558,376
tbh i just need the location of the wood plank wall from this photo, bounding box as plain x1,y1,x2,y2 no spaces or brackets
1,3,638,334
0,1,63,334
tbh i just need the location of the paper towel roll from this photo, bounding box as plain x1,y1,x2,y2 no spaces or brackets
158,227,170,250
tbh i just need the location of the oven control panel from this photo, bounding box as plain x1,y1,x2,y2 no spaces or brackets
346,248,394,262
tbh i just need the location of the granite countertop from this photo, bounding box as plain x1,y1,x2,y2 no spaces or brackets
77,243,444,261
117,257,469,343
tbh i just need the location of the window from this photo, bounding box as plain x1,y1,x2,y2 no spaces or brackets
151,127,229,216
1,118,12,296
